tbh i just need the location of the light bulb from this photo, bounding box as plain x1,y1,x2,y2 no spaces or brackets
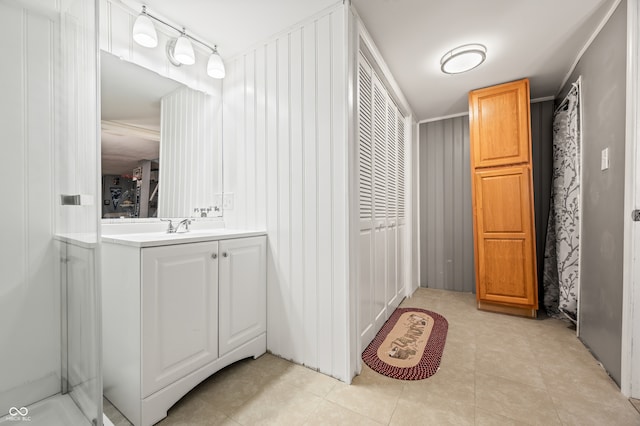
207,49,226,79
132,10,157,48
173,34,195,65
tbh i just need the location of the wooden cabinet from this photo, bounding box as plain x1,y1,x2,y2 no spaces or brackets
218,237,266,357
469,79,531,168
469,79,538,317
141,241,219,397
102,234,267,426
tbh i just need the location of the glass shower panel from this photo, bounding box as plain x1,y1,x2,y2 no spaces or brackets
0,0,101,425
58,0,102,424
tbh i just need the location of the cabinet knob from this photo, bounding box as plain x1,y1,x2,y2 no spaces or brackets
211,253,218,259
223,252,229,258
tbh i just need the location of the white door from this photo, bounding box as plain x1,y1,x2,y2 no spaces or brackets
396,113,408,301
386,95,399,311
373,72,388,328
141,241,219,397
357,54,376,348
218,236,267,357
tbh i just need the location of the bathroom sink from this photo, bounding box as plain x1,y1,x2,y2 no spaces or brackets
102,228,266,247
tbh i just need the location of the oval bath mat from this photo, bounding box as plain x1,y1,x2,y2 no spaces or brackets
362,307,448,380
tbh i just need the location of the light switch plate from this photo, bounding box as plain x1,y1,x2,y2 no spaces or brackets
601,147,609,170
223,193,234,210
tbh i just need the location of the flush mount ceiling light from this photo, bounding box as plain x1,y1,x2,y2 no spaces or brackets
440,44,487,74
131,5,225,79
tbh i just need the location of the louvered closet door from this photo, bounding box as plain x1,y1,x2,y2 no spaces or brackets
396,113,407,300
357,54,376,348
386,95,399,310
372,73,388,329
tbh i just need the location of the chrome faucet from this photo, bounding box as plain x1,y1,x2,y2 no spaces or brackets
161,218,193,233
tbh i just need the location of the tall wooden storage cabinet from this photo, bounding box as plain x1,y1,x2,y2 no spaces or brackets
469,79,538,318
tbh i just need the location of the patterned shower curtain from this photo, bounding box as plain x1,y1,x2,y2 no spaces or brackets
543,83,581,322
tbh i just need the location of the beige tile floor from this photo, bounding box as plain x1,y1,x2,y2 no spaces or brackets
104,288,640,426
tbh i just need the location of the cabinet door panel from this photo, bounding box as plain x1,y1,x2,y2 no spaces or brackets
219,236,266,357
474,167,536,307
142,241,219,397
469,79,531,168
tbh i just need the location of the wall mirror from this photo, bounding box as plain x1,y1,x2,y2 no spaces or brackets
100,51,223,219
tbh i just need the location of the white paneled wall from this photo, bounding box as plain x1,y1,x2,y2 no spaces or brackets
224,5,350,381
0,2,60,413
159,87,222,217
100,0,221,96
57,0,100,235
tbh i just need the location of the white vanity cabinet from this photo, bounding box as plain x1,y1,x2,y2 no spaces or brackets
218,237,267,357
102,231,266,426
141,241,220,397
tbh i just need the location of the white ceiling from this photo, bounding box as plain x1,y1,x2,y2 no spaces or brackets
120,0,340,59
352,0,617,120
109,0,617,122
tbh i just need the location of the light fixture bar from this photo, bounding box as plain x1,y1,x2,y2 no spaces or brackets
142,8,216,53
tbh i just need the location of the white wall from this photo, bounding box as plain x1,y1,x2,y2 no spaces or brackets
223,4,350,381
159,86,222,217
0,2,61,414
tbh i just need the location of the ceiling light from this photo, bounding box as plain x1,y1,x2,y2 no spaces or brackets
172,31,196,65
207,46,226,79
131,6,224,79
132,6,158,48
440,44,487,74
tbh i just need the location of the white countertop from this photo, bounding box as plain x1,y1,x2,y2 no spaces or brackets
101,229,267,248
55,233,98,248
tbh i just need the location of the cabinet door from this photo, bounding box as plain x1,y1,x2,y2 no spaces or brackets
469,79,531,168
218,236,266,357
473,166,538,308
142,241,219,397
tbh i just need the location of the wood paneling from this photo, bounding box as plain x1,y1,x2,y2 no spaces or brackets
223,5,349,381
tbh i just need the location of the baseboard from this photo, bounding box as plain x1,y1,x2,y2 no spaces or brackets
477,301,537,318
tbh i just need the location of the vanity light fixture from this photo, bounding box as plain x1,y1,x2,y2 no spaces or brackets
131,5,225,79
132,6,158,48
440,43,487,74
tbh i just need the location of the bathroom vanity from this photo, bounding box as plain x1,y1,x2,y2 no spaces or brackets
101,228,267,426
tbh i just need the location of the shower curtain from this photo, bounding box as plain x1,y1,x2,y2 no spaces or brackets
543,82,581,322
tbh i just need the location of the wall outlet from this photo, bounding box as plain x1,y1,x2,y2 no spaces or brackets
601,147,609,170
223,193,234,210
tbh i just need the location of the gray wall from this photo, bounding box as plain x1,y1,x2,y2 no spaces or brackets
419,116,475,292
530,102,555,297
419,101,554,294
558,0,627,385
